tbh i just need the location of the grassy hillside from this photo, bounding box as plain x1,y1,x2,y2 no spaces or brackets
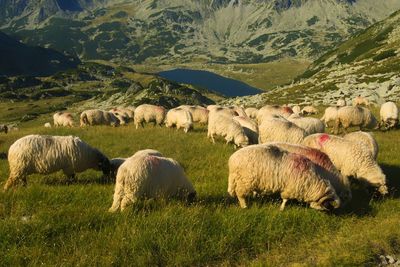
0,107,400,265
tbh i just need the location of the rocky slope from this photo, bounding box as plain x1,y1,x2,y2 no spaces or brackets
1,0,400,64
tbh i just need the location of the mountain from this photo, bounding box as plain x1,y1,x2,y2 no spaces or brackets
220,10,400,107
1,0,400,64
0,31,80,76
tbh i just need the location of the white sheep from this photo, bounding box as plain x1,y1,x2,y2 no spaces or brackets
134,104,166,129
334,106,378,134
258,116,306,144
292,105,301,115
109,154,196,212
320,107,338,128
4,135,110,190
343,131,379,160
179,105,209,125
245,107,259,119
44,122,52,128
233,116,259,144
207,111,249,148
288,114,325,135
227,144,341,211
302,133,387,195
80,109,120,127
301,105,318,115
54,112,74,127
352,95,370,107
379,101,398,130
257,105,294,123
109,107,135,123
165,108,193,133
337,98,347,107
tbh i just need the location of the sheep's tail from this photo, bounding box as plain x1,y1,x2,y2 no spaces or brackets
227,174,236,197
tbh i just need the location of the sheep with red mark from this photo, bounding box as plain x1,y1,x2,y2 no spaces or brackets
288,114,325,135
379,101,398,130
245,107,259,119
165,108,193,133
302,133,387,195
334,106,378,134
134,104,166,129
109,154,196,212
227,144,341,211
258,116,306,144
257,105,293,123
54,112,75,127
344,131,378,160
233,116,259,144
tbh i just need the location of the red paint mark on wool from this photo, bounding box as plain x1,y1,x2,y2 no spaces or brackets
147,155,160,167
318,134,330,146
303,148,333,170
283,107,293,114
291,154,311,173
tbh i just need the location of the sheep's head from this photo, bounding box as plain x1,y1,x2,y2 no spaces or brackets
98,157,111,177
310,186,341,211
378,184,388,195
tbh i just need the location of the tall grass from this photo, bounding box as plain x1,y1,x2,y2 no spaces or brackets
0,115,400,266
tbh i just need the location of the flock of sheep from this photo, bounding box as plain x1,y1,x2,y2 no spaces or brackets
3,97,399,212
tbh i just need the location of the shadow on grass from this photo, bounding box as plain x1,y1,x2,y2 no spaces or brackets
43,175,115,186
381,164,400,198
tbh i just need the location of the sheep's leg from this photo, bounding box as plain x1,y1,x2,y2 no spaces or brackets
280,199,288,211
210,133,215,143
3,175,20,191
121,196,137,211
236,190,248,208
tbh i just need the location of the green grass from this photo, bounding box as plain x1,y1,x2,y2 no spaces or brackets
0,110,400,266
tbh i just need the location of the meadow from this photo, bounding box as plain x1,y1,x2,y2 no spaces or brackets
0,111,400,266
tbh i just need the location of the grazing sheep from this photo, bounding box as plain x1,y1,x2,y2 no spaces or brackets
257,105,293,123
53,112,74,127
352,95,370,107
207,111,249,148
227,144,341,211
334,106,378,134
233,116,259,144
343,131,379,160
301,105,318,115
229,106,247,117
379,101,398,130
320,107,338,128
109,107,135,122
80,109,120,127
134,104,166,129
258,116,306,144
179,105,209,125
44,123,51,128
288,114,325,135
245,107,259,119
4,135,110,190
337,98,347,107
110,149,163,179
109,154,196,212
266,142,352,203
165,108,193,133
292,105,301,115
302,133,387,195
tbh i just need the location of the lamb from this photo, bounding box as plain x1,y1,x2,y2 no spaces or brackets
3,135,110,190
320,107,338,128
337,98,347,107
352,95,370,107
258,116,307,144
265,142,352,203
178,105,209,125
165,108,193,133
302,133,387,195
343,131,379,160
379,101,398,130
207,111,249,148
334,106,378,134
134,104,166,129
257,105,293,123
54,112,74,127
233,116,259,144
80,109,120,127
227,144,341,211
301,105,318,115
110,149,163,178
108,154,196,212
245,107,259,119
288,114,325,135
292,105,301,115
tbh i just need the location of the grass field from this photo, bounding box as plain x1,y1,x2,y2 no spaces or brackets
1,110,400,266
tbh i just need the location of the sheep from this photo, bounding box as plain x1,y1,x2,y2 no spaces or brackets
292,105,301,115
210,106,239,117
3,135,110,191
302,133,387,195
245,107,259,119
207,111,249,148
53,112,74,127
258,116,307,144
233,116,259,144
0,124,8,134
165,108,193,133
265,142,352,203
207,105,221,111
80,109,120,127
337,98,347,107
379,101,398,130
134,104,166,129
257,105,293,123
229,106,247,117
108,154,196,212
227,144,341,211
334,106,378,134
320,107,338,128
352,95,370,107
178,105,209,125
44,123,52,128
109,107,135,123
301,105,318,115
110,149,163,179
343,131,379,160
288,114,325,135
